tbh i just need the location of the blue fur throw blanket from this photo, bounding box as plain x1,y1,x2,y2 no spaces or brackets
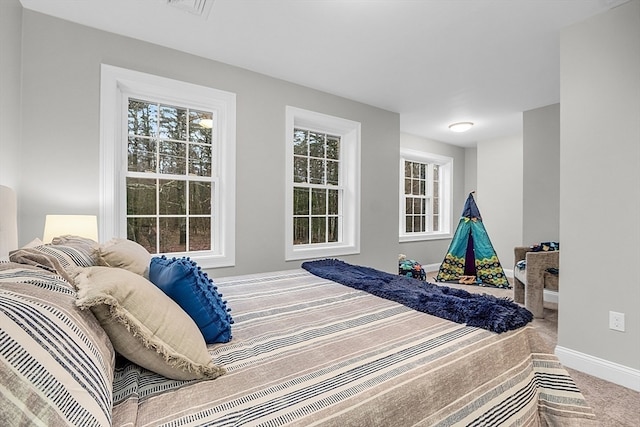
302,259,532,333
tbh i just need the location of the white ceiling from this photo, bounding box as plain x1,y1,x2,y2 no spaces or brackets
20,0,628,147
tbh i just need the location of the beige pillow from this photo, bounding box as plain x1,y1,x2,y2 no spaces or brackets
98,238,151,277
73,266,225,381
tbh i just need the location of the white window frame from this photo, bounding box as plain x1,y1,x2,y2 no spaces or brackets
285,106,360,260
399,148,453,242
100,64,236,268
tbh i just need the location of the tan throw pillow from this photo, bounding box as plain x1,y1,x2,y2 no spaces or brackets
73,266,225,381
98,238,151,277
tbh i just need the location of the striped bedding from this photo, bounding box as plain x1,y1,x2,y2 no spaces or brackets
111,269,597,426
0,263,115,427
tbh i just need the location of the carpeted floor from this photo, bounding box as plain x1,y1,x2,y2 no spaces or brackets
426,272,640,427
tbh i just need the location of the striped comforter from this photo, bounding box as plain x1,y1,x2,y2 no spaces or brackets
112,270,596,426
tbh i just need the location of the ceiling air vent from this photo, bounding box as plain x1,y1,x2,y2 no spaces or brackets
166,0,213,18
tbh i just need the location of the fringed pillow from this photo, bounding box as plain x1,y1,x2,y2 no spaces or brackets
73,266,225,381
149,256,233,344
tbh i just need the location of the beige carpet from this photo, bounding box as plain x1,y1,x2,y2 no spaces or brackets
425,273,640,427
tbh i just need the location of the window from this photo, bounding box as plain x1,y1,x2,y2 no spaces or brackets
285,107,360,260
399,149,452,241
126,99,214,253
100,65,236,268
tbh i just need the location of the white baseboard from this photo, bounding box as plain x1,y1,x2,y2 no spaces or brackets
424,263,441,273
555,346,640,392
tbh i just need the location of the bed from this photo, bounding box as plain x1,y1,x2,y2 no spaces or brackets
0,186,597,426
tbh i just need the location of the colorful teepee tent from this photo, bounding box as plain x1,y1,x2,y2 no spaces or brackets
436,192,508,288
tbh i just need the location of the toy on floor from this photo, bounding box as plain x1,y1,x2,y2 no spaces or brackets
398,254,426,281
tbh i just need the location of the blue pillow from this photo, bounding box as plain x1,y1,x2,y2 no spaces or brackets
149,256,233,343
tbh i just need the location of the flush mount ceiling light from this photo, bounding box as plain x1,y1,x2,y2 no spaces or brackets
448,122,474,133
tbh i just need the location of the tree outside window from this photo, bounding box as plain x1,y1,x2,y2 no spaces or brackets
126,99,215,254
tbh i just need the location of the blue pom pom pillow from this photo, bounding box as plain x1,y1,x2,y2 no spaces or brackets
149,256,233,343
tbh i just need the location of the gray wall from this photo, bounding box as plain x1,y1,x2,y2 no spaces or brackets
464,147,477,197
559,0,639,375
522,103,560,244
14,9,401,276
476,134,524,270
398,133,466,267
0,0,22,188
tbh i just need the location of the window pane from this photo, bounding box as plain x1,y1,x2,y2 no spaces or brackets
328,189,339,215
406,197,413,214
326,135,340,160
293,217,309,244
293,187,310,215
128,99,158,137
189,110,212,144
159,217,186,253
414,216,423,232
309,158,325,184
433,214,439,232
159,141,186,174
293,156,308,183
413,198,422,214
127,178,156,215
404,178,411,195
308,132,324,158
412,179,420,195
159,179,186,215
404,161,412,178
189,144,212,177
189,217,211,251
433,165,439,180
128,137,156,173
293,129,308,155
189,181,211,215
328,216,339,242
326,160,339,186
418,179,425,195
311,217,326,243
420,163,426,179
412,163,420,178
311,188,326,215
127,217,156,253
159,105,187,141
405,216,412,233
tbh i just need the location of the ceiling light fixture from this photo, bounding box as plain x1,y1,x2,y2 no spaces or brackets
448,122,474,133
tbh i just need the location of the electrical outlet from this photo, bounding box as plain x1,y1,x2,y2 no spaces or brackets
609,311,625,332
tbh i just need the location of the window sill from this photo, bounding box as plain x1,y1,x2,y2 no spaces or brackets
399,232,452,243
160,250,235,269
286,243,360,261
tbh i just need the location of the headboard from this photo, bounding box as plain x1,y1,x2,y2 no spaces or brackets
0,185,18,259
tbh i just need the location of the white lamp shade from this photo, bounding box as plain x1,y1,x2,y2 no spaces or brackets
43,215,99,243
